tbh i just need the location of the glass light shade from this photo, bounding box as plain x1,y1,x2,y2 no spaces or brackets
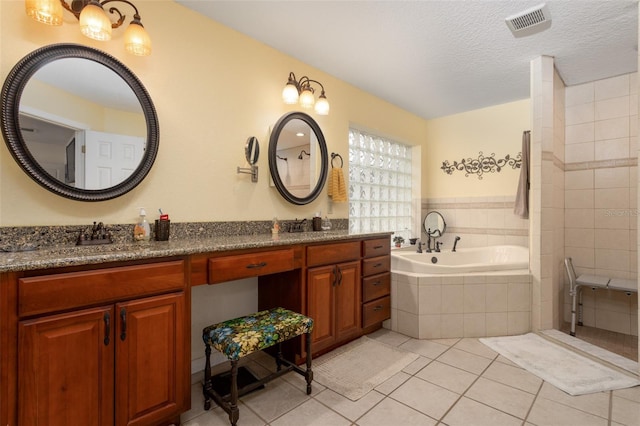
25,0,63,25
282,83,299,104
299,88,315,109
79,2,112,41
314,95,330,115
124,22,152,56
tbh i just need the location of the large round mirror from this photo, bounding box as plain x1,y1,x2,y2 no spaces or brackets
268,112,328,205
1,44,159,201
423,211,446,237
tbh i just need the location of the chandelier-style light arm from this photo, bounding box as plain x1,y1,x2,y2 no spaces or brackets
61,0,142,28
298,76,326,95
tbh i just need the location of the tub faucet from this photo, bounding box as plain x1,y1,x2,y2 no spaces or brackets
452,236,461,252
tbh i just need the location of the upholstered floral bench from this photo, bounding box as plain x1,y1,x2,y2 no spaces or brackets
202,307,314,426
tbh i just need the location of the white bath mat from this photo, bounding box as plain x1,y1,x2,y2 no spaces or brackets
480,333,640,396
313,336,419,401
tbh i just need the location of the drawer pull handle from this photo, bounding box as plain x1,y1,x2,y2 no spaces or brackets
333,265,343,286
374,263,382,268
372,281,382,286
373,305,383,312
373,245,383,249
246,262,267,269
120,308,127,341
103,312,111,346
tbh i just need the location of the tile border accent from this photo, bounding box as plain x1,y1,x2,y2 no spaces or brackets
423,200,515,210
565,157,637,172
541,150,565,171
447,227,529,236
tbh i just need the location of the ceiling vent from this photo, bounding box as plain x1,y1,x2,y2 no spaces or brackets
506,3,551,37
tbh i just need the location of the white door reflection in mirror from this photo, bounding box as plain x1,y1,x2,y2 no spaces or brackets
84,130,145,189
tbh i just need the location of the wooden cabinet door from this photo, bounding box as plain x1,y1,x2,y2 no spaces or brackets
18,306,115,426
115,292,186,426
307,265,336,352
334,261,361,343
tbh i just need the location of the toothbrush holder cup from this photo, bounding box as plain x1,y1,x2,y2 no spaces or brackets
155,219,170,241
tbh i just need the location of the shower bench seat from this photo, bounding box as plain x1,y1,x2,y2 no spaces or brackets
564,257,637,336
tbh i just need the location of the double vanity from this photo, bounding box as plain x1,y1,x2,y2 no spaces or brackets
0,230,391,425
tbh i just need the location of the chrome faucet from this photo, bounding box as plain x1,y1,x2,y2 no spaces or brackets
452,236,461,252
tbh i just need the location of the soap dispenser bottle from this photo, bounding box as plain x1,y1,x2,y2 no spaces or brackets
134,208,151,242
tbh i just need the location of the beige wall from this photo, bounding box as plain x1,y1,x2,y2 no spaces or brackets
422,99,531,250
0,0,427,226
424,99,530,198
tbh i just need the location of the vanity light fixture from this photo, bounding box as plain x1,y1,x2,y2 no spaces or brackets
282,72,330,115
25,0,152,56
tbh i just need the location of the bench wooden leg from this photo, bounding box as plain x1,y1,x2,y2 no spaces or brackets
276,342,283,371
203,344,212,411
227,360,240,425
305,332,313,395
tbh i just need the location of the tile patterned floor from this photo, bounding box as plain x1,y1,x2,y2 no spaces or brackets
182,329,640,426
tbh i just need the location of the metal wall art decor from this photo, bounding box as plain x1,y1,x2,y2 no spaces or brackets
441,151,522,179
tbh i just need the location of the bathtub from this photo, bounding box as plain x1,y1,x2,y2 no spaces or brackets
388,245,531,339
391,245,529,274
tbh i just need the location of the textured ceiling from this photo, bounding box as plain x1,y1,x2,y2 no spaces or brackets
177,0,639,119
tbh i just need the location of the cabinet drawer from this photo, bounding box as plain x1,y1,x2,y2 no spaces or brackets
362,273,390,303
208,249,294,284
362,238,390,258
362,255,390,277
306,241,360,267
362,296,391,328
19,261,185,317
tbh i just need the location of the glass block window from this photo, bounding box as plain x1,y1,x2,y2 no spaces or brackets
348,128,413,243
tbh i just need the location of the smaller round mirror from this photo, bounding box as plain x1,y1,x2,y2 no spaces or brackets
423,211,446,237
245,136,259,165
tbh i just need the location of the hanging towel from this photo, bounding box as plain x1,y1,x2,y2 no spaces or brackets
328,167,347,202
514,130,530,219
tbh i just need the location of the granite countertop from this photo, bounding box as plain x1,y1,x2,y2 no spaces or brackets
0,230,392,273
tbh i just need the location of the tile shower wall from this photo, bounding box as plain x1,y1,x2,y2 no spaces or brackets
564,72,639,336
423,196,529,250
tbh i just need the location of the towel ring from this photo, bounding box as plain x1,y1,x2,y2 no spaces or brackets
331,153,343,168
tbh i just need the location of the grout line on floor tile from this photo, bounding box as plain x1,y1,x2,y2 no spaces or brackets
608,391,613,426
434,351,497,423
522,377,544,425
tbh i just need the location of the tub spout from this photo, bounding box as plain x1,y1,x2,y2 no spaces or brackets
452,236,461,252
